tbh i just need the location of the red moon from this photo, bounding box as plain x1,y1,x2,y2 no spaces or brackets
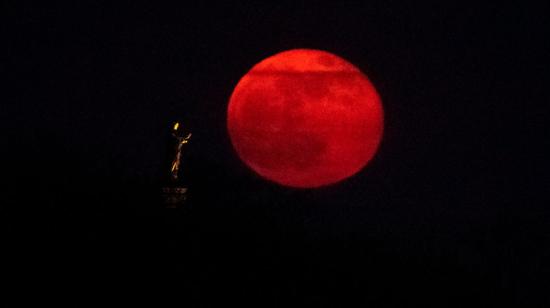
227,49,383,188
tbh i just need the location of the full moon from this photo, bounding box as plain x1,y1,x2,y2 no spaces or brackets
227,49,384,188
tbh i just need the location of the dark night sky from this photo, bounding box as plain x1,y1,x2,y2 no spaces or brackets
4,2,548,305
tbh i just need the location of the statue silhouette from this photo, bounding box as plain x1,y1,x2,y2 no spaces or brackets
169,121,191,181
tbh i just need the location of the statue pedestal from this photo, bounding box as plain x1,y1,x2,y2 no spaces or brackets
161,186,188,208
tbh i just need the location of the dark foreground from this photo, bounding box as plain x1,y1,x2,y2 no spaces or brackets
6,179,547,306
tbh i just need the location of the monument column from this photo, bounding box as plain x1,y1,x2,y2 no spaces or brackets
161,121,192,208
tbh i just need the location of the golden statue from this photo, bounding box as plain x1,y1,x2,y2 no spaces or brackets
170,121,192,181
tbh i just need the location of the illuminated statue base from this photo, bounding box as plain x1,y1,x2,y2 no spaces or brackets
161,186,188,208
